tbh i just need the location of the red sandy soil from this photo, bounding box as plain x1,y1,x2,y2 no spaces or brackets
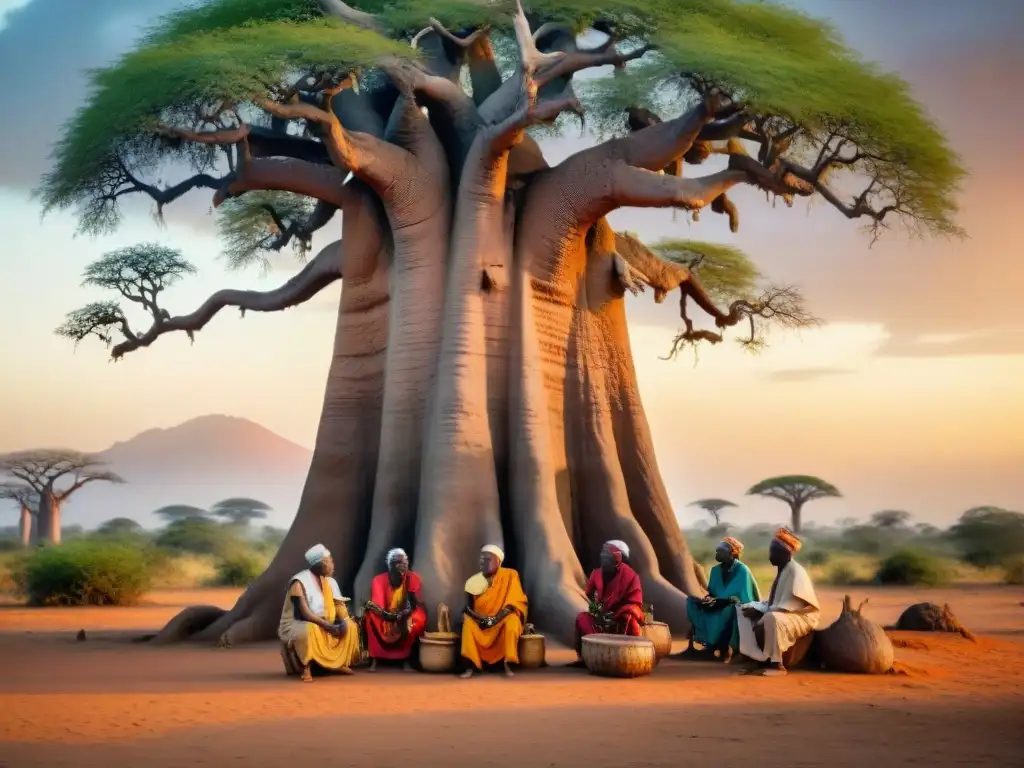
0,585,1021,767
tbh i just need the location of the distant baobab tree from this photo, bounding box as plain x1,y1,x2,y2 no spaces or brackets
0,482,39,546
746,475,841,533
154,505,208,523
210,497,272,526
687,498,737,526
0,450,124,544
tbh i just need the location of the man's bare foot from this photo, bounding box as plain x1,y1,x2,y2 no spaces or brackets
504,662,515,678
367,659,377,673
336,666,355,676
459,668,475,679
758,663,787,677
300,666,313,683
720,647,734,664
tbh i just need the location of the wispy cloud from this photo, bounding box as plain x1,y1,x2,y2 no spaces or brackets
763,367,856,383
877,328,1024,358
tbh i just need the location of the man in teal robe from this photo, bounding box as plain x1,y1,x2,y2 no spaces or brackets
680,537,760,662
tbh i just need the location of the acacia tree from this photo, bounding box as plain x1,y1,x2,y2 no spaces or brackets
0,483,39,546
687,498,736,526
154,504,209,523
870,509,912,529
40,0,961,645
746,475,841,533
211,497,272,526
0,451,124,544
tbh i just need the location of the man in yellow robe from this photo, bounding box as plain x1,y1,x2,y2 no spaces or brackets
278,543,361,682
460,544,528,679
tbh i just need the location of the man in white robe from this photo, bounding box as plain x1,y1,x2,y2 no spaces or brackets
736,527,819,676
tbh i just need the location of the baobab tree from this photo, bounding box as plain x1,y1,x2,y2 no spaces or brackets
211,498,272,527
41,0,961,645
688,498,736,527
746,475,841,533
0,483,38,546
0,451,124,544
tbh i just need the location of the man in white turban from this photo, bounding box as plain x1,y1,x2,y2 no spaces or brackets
460,544,529,679
363,547,426,671
278,544,361,682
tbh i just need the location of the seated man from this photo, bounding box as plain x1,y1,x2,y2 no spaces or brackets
278,543,361,682
460,544,528,679
363,547,427,672
681,536,760,662
571,540,644,666
735,528,820,676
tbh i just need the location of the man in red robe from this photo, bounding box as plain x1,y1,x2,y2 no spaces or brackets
363,548,427,671
571,540,645,664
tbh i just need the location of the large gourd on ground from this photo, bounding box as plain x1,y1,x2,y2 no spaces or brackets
816,595,894,674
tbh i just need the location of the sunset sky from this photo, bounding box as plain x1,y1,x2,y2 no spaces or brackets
0,0,1021,530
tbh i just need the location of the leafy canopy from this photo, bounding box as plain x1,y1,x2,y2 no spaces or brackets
217,192,319,270
747,475,842,502
39,16,412,234
652,239,760,305
40,0,963,244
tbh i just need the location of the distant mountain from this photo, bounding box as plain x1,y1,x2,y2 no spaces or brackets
69,415,312,530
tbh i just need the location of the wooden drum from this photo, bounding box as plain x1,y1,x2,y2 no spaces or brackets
419,632,458,673
581,634,656,678
517,632,546,669
641,621,673,663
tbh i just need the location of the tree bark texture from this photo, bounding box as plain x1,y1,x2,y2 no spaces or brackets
155,26,749,646
19,505,32,546
35,492,60,545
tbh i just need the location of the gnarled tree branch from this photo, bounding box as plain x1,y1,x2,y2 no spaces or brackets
110,240,345,361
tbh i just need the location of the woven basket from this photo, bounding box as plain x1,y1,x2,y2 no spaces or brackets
517,633,546,669
419,635,457,673
582,634,655,678
641,621,673,663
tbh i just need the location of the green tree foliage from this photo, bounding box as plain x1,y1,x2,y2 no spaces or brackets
215,551,269,586
210,497,272,526
870,510,913,529
155,517,238,557
948,507,1024,568
38,0,962,244
153,505,208,523
746,475,841,533
94,517,146,540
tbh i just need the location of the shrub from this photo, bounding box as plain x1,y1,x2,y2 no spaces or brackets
949,507,1024,568
805,550,831,566
875,549,951,587
214,551,266,587
19,541,152,606
825,563,860,586
1004,558,1024,586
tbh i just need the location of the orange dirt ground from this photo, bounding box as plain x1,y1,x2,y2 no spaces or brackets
0,585,1021,767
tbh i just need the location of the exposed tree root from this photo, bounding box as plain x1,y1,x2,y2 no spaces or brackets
148,605,226,645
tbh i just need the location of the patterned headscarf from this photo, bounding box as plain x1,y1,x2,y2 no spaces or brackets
305,543,330,567
773,527,802,554
385,548,407,568
719,537,744,558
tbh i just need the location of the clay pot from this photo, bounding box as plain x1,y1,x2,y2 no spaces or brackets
518,633,546,669
641,621,672,663
582,634,656,678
